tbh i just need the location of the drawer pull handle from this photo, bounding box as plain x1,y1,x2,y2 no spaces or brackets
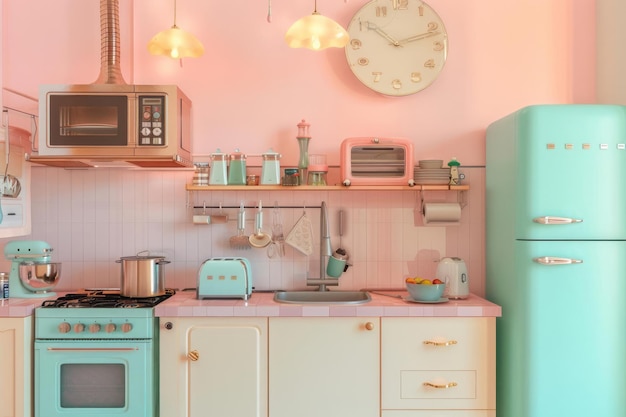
423,340,458,347
423,381,458,389
188,350,200,361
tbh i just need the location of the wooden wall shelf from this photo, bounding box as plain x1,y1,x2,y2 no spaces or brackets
185,184,469,192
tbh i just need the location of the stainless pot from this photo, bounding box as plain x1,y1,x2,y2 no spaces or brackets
117,255,170,297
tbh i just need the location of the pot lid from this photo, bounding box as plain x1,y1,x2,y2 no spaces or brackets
119,255,166,260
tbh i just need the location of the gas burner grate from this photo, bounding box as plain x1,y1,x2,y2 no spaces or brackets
41,289,175,308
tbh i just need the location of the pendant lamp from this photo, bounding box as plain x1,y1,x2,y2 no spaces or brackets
285,0,349,51
147,0,204,59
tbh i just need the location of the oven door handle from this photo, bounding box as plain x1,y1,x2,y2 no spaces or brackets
46,347,139,352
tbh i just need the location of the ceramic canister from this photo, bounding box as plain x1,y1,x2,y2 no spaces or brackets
209,149,228,185
261,149,281,185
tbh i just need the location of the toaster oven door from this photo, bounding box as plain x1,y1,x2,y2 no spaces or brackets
349,146,409,177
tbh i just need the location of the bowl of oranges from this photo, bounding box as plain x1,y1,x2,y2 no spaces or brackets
405,277,445,302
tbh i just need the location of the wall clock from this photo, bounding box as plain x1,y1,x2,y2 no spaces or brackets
345,0,448,96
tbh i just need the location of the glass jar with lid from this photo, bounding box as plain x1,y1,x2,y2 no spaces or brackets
209,149,228,185
307,154,328,186
261,149,281,185
228,149,247,185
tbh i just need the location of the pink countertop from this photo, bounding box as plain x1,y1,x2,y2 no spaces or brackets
0,291,502,318
0,293,57,318
155,291,502,318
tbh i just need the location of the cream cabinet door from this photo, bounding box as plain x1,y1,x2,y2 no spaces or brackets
269,317,379,417
160,317,268,417
0,317,32,417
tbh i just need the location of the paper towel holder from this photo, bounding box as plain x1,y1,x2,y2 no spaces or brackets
416,189,467,214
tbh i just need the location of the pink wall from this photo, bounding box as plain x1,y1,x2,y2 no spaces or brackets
0,0,597,294
3,0,596,166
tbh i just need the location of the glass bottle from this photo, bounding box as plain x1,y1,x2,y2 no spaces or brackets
296,119,311,185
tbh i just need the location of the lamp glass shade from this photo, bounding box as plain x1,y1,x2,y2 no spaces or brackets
285,13,349,51
147,25,205,59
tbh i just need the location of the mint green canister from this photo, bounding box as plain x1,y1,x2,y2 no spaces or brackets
228,149,247,185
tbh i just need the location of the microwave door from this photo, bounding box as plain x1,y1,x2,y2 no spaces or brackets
49,95,128,147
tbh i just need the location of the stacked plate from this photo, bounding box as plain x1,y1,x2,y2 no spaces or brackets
414,168,451,184
414,161,449,184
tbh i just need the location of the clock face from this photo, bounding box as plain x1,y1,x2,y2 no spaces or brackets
345,0,448,96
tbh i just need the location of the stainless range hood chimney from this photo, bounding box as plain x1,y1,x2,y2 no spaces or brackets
30,0,194,169
93,0,126,85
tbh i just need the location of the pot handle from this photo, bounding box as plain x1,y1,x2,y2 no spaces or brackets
157,260,171,265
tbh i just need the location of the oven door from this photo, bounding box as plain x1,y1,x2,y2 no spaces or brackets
34,340,155,417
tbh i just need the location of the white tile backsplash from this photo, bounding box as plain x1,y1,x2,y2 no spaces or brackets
0,166,486,296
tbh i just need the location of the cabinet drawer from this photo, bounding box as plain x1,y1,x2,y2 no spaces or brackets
381,317,495,411
383,410,496,417
382,318,489,370
402,370,476,399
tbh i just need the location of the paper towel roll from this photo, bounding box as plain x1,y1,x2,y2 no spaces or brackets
422,203,462,226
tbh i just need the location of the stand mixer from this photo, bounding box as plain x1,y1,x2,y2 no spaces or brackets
4,240,61,298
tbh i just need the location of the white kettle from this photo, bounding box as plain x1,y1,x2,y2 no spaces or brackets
436,257,469,299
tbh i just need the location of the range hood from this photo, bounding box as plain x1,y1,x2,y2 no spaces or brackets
26,155,193,169
28,0,193,169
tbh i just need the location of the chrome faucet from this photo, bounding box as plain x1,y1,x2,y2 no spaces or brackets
307,201,337,291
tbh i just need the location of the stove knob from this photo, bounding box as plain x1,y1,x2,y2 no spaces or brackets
58,322,71,334
74,323,85,333
121,323,133,333
89,323,101,333
105,323,117,333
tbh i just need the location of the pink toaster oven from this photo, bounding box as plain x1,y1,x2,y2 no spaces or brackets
340,137,415,186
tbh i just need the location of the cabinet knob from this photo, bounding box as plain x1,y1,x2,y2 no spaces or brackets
365,322,375,331
188,350,200,361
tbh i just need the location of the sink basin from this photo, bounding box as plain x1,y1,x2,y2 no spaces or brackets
273,291,371,305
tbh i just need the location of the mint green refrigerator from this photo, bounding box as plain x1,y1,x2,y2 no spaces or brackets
486,104,626,417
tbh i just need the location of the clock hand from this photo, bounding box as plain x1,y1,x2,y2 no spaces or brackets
397,31,441,45
365,21,401,47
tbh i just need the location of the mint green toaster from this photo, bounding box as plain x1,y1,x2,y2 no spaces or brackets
197,257,252,300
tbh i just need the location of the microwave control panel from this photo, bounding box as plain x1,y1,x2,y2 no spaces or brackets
138,96,166,146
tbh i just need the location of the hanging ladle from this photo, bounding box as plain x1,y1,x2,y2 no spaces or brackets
249,200,272,248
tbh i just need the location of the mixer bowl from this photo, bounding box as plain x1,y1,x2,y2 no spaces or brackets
18,262,61,292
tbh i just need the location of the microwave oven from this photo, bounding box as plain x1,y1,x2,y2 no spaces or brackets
29,84,193,168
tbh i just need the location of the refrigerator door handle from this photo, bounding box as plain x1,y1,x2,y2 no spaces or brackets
533,216,583,225
533,256,583,265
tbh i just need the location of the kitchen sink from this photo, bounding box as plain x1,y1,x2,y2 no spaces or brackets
273,290,371,305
